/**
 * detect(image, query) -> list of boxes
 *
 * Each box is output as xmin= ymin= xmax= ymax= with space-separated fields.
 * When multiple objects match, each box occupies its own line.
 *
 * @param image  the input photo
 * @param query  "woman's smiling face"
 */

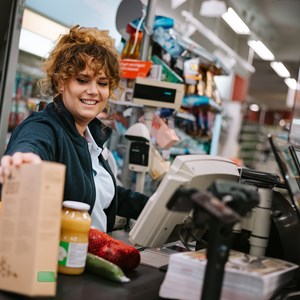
xmin=61 ymin=64 xmax=110 ymax=134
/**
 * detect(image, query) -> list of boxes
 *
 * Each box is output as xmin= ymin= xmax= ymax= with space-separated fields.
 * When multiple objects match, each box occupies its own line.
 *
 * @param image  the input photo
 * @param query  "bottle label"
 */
xmin=58 ymin=241 xmax=88 ymax=267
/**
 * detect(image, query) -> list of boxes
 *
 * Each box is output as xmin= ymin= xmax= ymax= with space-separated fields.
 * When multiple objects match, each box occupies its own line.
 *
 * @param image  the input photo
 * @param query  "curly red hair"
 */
xmin=39 ymin=25 xmax=121 ymax=99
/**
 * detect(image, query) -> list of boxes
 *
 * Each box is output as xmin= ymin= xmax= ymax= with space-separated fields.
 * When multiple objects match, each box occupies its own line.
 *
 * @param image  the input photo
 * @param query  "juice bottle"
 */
xmin=58 ymin=201 xmax=91 ymax=275
xmin=121 ymin=31 xmax=143 ymax=59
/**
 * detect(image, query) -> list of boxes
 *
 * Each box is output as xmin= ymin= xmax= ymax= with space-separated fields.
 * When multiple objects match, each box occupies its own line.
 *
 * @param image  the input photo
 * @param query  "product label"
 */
xmin=58 ymin=241 xmax=88 ymax=267
xmin=37 ymin=271 xmax=56 ymax=282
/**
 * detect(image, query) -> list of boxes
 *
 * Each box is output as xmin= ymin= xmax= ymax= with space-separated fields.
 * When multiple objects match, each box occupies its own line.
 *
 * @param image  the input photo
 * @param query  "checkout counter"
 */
xmin=0 ymin=230 xmax=166 ymax=300
xmin=0 ymin=265 xmax=165 ymax=300
xmin=0 ymin=239 xmax=296 ymax=300
xmin=1 ymin=149 xmax=300 ymax=300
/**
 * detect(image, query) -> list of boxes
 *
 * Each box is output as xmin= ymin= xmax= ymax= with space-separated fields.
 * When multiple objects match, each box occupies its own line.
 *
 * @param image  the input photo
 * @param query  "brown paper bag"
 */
xmin=0 ymin=162 xmax=66 ymax=297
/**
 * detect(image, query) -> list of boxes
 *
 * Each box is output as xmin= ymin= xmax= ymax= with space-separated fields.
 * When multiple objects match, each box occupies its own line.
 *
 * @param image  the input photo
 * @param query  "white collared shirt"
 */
xmin=85 ymin=127 xmax=115 ymax=232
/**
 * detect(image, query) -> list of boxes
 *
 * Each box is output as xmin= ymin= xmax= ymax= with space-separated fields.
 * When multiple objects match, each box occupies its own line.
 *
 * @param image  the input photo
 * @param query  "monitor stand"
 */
xmin=168 ymin=182 xmax=259 ymax=300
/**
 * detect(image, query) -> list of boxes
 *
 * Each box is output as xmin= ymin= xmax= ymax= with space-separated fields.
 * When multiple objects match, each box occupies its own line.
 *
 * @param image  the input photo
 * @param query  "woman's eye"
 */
xmin=77 ymin=78 xmax=87 ymax=84
xmin=98 ymin=82 xmax=109 ymax=87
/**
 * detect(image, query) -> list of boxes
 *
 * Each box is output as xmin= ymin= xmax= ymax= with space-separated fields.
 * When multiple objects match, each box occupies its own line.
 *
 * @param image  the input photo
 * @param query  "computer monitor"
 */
xmin=129 ymin=154 xmax=240 ymax=248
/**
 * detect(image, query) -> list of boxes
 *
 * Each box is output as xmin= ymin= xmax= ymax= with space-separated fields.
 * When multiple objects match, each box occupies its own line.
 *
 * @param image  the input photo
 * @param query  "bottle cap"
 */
xmin=63 ymin=201 xmax=90 ymax=211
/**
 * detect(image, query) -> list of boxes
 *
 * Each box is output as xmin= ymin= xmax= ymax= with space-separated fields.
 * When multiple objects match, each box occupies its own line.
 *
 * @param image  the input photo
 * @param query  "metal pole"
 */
xmin=140 ymin=0 xmax=158 ymax=61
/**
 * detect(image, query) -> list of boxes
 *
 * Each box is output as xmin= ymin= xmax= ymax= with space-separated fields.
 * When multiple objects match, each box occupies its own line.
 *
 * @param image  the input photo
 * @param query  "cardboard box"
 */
xmin=0 ymin=162 xmax=66 ymax=296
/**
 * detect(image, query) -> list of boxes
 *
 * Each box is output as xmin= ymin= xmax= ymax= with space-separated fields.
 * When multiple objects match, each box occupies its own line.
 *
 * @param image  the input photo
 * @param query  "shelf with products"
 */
xmin=174 ymin=33 xmax=229 ymax=76
xmin=173 ymin=105 xmax=223 ymax=156
xmin=125 ymin=38 xmax=223 ymax=151
xmin=109 ymin=23 xmax=229 ymax=190
xmin=8 ymin=51 xmax=48 ymax=133
xmin=251 ymin=126 xmax=288 ymax=172
xmin=151 ymin=27 xmax=225 ymax=156
xmin=181 ymin=95 xmax=222 ymax=113
xmin=237 ymin=105 xmax=288 ymax=169
xmin=238 ymin=120 xmax=261 ymax=167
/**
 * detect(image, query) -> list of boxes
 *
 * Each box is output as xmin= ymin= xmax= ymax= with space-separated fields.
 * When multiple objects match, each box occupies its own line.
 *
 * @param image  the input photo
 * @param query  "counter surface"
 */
xmin=0 ymin=263 xmax=166 ymax=300
xmin=0 ymin=230 xmax=167 ymax=300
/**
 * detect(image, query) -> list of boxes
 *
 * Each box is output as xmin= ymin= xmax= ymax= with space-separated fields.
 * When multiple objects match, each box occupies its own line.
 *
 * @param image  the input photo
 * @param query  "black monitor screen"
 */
xmin=133 ymin=84 xmax=176 ymax=104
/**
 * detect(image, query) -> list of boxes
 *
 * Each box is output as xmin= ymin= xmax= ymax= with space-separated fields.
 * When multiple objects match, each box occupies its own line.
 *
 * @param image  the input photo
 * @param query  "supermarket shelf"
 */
xmin=181 ymin=95 xmax=222 ymax=113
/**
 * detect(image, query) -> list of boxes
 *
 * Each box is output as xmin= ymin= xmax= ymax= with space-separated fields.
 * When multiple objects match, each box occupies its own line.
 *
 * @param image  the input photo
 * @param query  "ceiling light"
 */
xmin=19 ymin=29 xmax=54 ymax=58
xmin=181 ymin=10 xmax=255 ymax=73
xmin=222 ymin=7 xmax=250 ymax=35
xmin=19 ymin=9 xmax=69 ymax=58
xmin=284 ymin=78 xmax=297 ymax=90
xmin=200 ymin=0 xmax=227 ymax=17
xmin=270 ymin=61 xmax=291 ymax=78
xmin=22 ymin=9 xmax=68 ymax=42
xmin=249 ymin=104 xmax=260 ymax=112
xmin=171 ymin=0 xmax=187 ymax=9
xmin=286 ymin=85 xmax=296 ymax=108
xmin=247 ymin=40 xmax=275 ymax=61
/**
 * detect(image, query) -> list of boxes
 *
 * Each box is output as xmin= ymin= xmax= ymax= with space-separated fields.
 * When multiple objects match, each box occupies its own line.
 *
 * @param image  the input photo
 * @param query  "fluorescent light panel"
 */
xmin=171 ymin=0 xmax=187 ymax=9
xmin=22 ymin=9 xmax=68 ymax=42
xmin=284 ymin=78 xmax=297 ymax=90
xmin=270 ymin=61 xmax=290 ymax=78
xmin=199 ymin=0 xmax=227 ymax=17
xmin=19 ymin=9 xmax=69 ymax=58
xmin=19 ymin=28 xmax=54 ymax=58
xmin=247 ymin=40 xmax=274 ymax=61
xmin=222 ymin=7 xmax=250 ymax=35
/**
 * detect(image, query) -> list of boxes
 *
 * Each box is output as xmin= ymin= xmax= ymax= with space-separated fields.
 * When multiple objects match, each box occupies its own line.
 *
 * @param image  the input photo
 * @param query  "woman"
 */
xmin=0 ymin=25 xmax=148 ymax=232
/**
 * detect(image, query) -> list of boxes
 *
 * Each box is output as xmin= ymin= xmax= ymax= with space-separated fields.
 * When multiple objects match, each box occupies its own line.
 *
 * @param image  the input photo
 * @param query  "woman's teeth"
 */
xmin=81 ymin=99 xmax=97 ymax=105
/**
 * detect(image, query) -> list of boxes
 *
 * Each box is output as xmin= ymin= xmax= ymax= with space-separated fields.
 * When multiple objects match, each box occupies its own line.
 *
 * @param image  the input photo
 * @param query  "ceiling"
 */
xmin=145 ymin=0 xmax=300 ymax=111
xmin=228 ymin=0 xmax=300 ymax=111
xmin=25 ymin=0 xmax=300 ymax=112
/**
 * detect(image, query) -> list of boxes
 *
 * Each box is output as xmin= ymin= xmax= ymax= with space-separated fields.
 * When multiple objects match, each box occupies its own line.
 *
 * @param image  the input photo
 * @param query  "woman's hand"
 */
xmin=0 ymin=152 xmax=42 ymax=183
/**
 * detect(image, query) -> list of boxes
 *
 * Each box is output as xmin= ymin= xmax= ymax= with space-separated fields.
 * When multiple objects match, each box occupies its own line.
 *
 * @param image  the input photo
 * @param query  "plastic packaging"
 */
xmin=130 ymin=15 xmax=174 ymax=31
xmin=58 ymin=201 xmax=91 ymax=275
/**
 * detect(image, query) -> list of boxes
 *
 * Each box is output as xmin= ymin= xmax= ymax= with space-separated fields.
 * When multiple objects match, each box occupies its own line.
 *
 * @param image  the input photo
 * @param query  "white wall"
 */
xmin=26 ymin=0 xmax=122 ymax=43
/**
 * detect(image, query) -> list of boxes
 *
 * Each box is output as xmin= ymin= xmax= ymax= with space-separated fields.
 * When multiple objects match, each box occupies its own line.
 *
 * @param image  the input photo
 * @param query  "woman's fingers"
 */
xmin=0 ymin=152 xmax=41 ymax=183
xmin=0 ymin=156 xmax=12 ymax=176
xmin=11 ymin=152 xmax=42 ymax=165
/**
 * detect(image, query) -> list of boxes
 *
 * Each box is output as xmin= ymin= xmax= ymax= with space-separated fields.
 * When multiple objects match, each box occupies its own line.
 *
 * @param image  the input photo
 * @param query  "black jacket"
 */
xmin=4 ymin=100 xmax=148 ymax=232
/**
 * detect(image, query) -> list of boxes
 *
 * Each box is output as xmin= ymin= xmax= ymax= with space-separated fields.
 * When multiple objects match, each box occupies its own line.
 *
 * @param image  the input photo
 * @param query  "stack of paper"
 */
xmin=159 ymin=249 xmax=298 ymax=300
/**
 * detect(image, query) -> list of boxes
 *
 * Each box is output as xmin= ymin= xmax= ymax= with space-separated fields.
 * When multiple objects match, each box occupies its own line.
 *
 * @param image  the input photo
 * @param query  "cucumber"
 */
xmin=85 ymin=253 xmax=130 ymax=283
